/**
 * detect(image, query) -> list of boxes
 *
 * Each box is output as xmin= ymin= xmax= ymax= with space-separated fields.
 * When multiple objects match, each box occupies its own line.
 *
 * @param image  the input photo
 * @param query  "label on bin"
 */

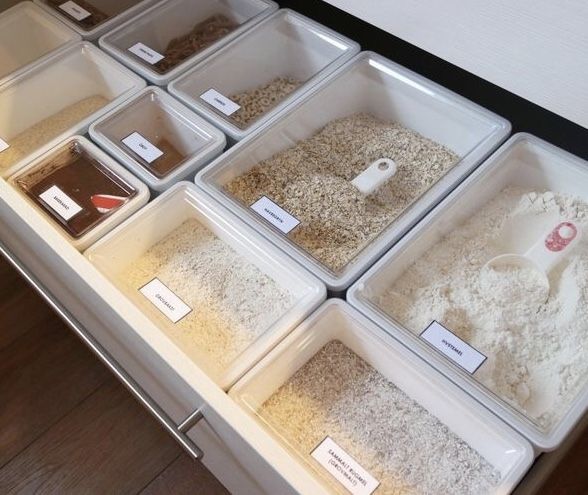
xmin=250 ymin=196 xmax=300 ymax=234
xmin=311 ymin=436 xmax=379 ymax=495
xmin=59 ymin=1 xmax=91 ymax=21
xmin=200 ymin=88 xmax=241 ymax=116
xmin=420 ymin=320 xmax=486 ymax=373
xmin=39 ymin=185 xmax=83 ymax=221
xmin=139 ymin=278 xmax=192 ymax=324
xmin=122 ymin=132 xmax=164 ymax=164
xmin=0 ymin=137 xmax=9 ymax=153
xmin=128 ymin=42 xmax=165 ymax=65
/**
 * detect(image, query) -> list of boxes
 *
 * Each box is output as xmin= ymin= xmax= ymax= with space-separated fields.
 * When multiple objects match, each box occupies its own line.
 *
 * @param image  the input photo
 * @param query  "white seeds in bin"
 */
xmin=373 ymin=186 xmax=588 ymax=430
xmin=225 ymin=113 xmax=459 ymax=273
xmin=258 ymin=340 xmax=500 ymax=494
xmin=119 ymin=218 xmax=295 ymax=369
xmin=0 ymin=95 xmax=108 ymax=173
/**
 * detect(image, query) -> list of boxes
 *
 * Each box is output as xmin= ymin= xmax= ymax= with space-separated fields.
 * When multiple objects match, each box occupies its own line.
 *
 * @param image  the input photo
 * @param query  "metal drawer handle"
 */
xmin=0 ymin=242 xmax=204 ymax=461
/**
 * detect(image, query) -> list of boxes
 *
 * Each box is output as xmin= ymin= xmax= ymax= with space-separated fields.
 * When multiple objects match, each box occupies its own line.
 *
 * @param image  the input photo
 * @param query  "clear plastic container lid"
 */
xmin=8 ymin=135 xmax=149 ymax=250
xmin=89 ymin=86 xmax=226 ymax=192
xmin=85 ymin=182 xmax=325 ymax=389
xmin=0 ymin=2 xmax=80 ymax=85
xmin=348 ymin=133 xmax=588 ymax=450
xmin=168 ymin=9 xmax=359 ymax=141
xmin=196 ymin=52 xmax=510 ymax=291
xmin=99 ymin=0 xmax=277 ymax=85
xmin=13 ymin=138 xmax=137 ymax=238
xmin=230 ymin=300 xmax=533 ymax=495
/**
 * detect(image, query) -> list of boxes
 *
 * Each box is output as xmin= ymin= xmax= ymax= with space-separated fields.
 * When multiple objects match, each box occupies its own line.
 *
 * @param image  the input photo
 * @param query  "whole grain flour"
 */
xmin=375 ymin=186 xmax=588 ymax=428
xmin=259 ymin=340 xmax=500 ymax=495
xmin=119 ymin=218 xmax=295 ymax=372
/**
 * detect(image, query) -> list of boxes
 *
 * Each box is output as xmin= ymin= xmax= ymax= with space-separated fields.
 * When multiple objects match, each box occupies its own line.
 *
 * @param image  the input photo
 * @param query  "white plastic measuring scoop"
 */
xmin=482 ymin=221 xmax=581 ymax=304
xmin=351 ymin=158 xmax=397 ymax=195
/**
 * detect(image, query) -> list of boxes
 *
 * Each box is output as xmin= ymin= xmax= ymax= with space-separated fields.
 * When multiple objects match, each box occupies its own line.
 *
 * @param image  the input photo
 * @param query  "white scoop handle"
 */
xmin=524 ymin=221 xmax=581 ymax=274
xmin=351 ymin=158 xmax=397 ymax=195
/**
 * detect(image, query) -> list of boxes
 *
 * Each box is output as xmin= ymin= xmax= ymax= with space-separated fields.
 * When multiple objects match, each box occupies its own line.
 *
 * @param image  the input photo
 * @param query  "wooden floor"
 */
xmin=0 ymin=257 xmax=228 ymax=495
xmin=1 ymin=254 xmax=588 ymax=494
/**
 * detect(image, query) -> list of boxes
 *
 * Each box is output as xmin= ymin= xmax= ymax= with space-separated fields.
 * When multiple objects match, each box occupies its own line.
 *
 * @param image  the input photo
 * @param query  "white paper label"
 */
xmin=139 ymin=278 xmax=192 ymax=324
xmin=122 ymin=132 xmax=163 ymax=164
xmin=0 ymin=137 xmax=9 ymax=153
xmin=311 ymin=437 xmax=379 ymax=495
xmin=250 ymin=196 xmax=300 ymax=234
xmin=59 ymin=1 xmax=91 ymax=21
xmin=128 ymin=42 xmax=165 ymax=64
xmin=421 ymin=320 xmax=487 ymax=373
xmin=200 ymin=88 xmax=241 ymax=116
xmin=39 ymin=185 xmax=83 ymax=221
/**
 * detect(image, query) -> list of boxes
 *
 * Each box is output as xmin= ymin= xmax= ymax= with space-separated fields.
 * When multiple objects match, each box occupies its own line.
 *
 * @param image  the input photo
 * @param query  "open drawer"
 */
xmin=0 ymin=177 xmax=335 ymax=494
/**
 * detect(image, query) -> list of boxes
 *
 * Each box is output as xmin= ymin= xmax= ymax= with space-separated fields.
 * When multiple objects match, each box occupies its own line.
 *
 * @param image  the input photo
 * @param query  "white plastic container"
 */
xmin=196 ymin=52 xmax=511 ymax=292
xmin=0 ymin=42 xmax=145 ymax=179
xmin=168 ymin=9 xmax=359 ymax=142
xmin=230 ymin=299 xmax=533 ymax=494
xmin=34 ymin=0 xmax=160 ymax=40
xmin=348 ymin=133 xmax=588 ymax=451
xmin=8 ymin=136 xmax=149 ymax=251
xmin=85 ymin=181 xmax=326 ymax=389
xmin=89 ymin=87 xmax=226 ymax=193
xmin=0 ymin=2 xmax=80 ymax=86
xmin=99 ymin=0 xmax=278 ymax=86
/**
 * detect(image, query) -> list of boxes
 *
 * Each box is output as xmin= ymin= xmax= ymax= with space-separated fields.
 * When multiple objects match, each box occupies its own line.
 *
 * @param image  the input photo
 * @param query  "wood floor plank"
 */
xmin=0 ymin=311 xmax=110 ymax=467
xmin=140 ymin=454 xmax=229 ymax=495
xmin=0 ymin=379 xmax=181 ymax=495
xmin=0 ymin=282 xmax=56 ymax=351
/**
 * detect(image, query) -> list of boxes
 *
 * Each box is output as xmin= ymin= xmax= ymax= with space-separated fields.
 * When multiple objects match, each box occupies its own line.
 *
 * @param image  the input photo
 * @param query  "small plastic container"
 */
xmin=0 ymin=2 xmax=80 ymax=86
xmin=8 ymin=136 xmax=149 ymax=251
xmin=348 ymin=133 xmax=588 ymax=451
xmin=196 ymin=51 xmax=511 ymax=292
xmin=89 ymin=87 xmax=226 ymax=193
xmin=168 ymin=9 xmax=359 ymax=142
xmin=0 ymin=42 xmax=145 ymax=179
xmin=99 ymin=0 xmax=278 ymax=86
xmin=85 ymin=182 xmax=326 ymax=389
xmin=34 ymin=0 xmax=160 ymax=40
xmin=230 ymin=299 xmax=533 ymax=494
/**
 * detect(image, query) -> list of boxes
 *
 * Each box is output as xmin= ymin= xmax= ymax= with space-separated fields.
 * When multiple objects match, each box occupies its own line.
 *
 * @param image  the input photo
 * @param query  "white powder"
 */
xmin=375 ymin=187 xmax=588 ymax=428
xmin=258 ymin=340 xmax=500 ymax=495
xmin=120 ymin=218 xmax=295 ymax=371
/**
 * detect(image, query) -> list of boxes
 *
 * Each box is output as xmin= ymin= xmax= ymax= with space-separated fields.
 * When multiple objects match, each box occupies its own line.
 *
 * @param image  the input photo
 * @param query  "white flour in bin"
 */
xmin=258 ymin=340 xmax=500 ymax=495
xmin=120 ymin=218 xmax=295 ymax=371
xmin=375 ymin=187 xmax=588 ymax=429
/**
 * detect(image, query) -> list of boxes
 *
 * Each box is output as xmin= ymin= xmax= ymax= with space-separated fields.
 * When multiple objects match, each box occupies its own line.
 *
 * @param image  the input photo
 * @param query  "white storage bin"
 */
xmin=0 ymin=42 xmax=145 ymax=179
xmin=230 ymin=299 xmax=533 ymax=495
xmin=168 ymin=9 xmax=359 ymax=142
xmin=85 ymin=182 xmax=326 ymax=390
xmin=0 ymin=2 xmax=80 ymax=86
xmin=7 ymin=135 xmax=149 ymax=251
xmin=99 ymin=0 xmax=278 ymax=86
xmin=348 ymin=133 xmax=588 ymax=451
xmin=34 ymin=0 xmax=160 ymax=40
xmin=89 ymin=86 xmax=226 ymax=193
xmin=196 ymin=51 xmax=510 ymax=292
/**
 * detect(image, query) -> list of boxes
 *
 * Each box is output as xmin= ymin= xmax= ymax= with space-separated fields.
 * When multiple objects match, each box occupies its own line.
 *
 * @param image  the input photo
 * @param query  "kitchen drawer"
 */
xmin=0 ymin=177 xmax=331 ymax=494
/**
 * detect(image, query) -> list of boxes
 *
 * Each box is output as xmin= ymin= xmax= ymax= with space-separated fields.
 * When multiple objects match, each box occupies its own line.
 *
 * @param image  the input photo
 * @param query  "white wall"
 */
xmin=325 ymin=0 xmax=588 ymax=129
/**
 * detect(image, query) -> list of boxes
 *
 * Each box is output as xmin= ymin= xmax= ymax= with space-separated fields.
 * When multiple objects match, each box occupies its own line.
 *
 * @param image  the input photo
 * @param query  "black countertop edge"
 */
xmin=278 ymin=0 xmax=588 ymax=161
